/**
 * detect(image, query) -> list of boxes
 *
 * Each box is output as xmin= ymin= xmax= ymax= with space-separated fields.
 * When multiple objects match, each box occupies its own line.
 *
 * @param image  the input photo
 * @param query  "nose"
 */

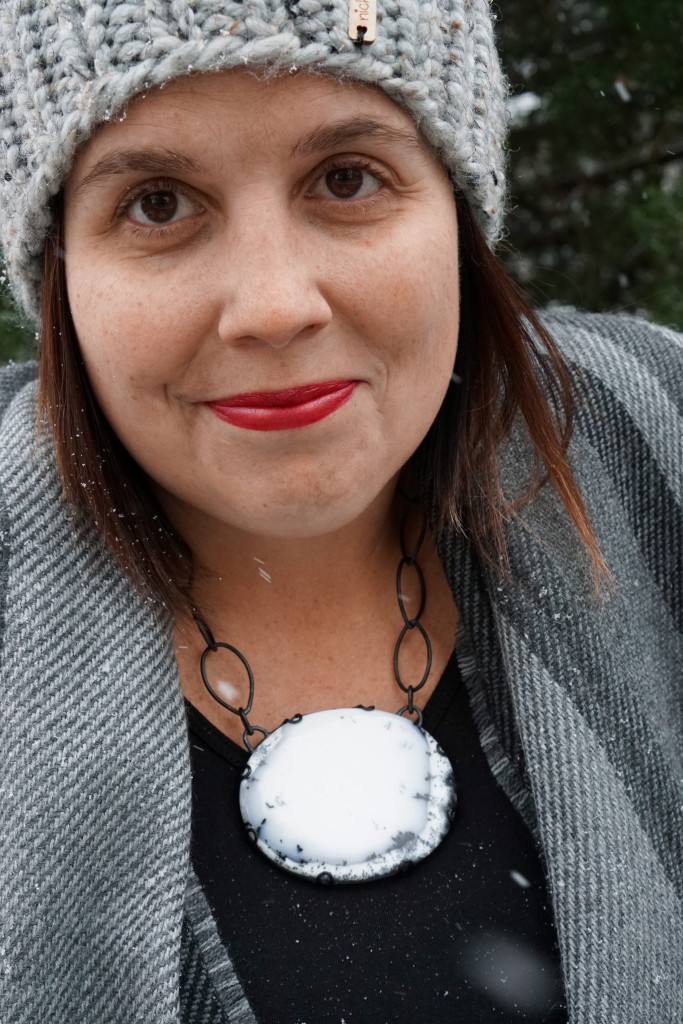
xmin=216 ymin=211 xmax=333 ymax=350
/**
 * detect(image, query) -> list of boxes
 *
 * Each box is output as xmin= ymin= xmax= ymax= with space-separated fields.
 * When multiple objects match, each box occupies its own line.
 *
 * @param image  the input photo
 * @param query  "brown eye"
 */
xmin=138 ymin=191 xmax=178 ymax=223
xmin=315 ymin=165 xmax=383 ymax=201
xmin=127 ymin=188 xmax=198 ymax=227
xmin=325 ymin=168 xmax=366 ymax=199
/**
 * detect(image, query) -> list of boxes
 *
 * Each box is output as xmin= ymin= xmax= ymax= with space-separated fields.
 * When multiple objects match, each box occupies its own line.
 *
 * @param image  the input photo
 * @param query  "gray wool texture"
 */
xmin=0 ymin=0 xmax=507 ymax=321
xmin=0 ymin=310 xmax=682 ymax=1023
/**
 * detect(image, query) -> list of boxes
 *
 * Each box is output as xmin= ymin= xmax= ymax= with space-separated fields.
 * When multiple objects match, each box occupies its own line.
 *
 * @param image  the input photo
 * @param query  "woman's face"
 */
xmin=64 ymin=71 xmax=460 ymax=542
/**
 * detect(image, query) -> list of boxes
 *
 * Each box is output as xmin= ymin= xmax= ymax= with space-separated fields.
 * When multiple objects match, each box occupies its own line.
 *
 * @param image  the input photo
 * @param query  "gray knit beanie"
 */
xmin=0 ymin=0 xmax=507 ymax=321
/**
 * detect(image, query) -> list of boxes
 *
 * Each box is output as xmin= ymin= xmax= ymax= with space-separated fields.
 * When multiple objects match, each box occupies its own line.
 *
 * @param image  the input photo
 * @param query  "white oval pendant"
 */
xmin=239 ymin=707 xmax=456 ymax=884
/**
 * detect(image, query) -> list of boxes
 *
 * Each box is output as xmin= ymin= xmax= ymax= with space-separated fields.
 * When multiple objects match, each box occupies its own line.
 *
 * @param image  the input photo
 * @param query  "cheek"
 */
xmin=68 ymin=273 xmax=132 ymax=394
xmin=371 ymin=231 xmax=460 ymax=390
xmin=66 ymin=257 xmax=205 ymax=395
xmin=376 ymin=245 xmax=459 ymax=455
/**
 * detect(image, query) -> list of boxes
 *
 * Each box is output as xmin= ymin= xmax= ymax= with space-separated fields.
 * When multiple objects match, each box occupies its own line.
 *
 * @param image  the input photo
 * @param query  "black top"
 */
xmin=187 ymin=653 xmax=567 ymax=1023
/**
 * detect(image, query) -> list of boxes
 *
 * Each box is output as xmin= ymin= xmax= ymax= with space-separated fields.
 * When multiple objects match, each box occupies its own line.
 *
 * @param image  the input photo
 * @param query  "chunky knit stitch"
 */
xmin=0 ymin=310 xmax=681 ymax=1023
xmin=0 ymin=0 xmax=507 ymax=320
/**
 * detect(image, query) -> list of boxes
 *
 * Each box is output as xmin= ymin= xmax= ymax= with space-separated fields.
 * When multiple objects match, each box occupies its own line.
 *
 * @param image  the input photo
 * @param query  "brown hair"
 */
xmin=422 ymin=201 xmax=606 ymax=577
xmin=38 ymin=195 xmax=606 ymax=616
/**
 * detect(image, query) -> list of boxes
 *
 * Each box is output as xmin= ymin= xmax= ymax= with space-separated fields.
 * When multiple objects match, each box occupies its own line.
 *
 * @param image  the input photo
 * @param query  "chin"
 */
xmin=250 ymin=500 xmax=370 ymax=539
xmin=233 ymin=478 xmax=390 ymax=539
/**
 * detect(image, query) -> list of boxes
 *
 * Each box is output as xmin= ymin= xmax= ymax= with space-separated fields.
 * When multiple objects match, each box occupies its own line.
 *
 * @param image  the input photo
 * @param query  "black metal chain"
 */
xmin=393 ymin=504 xmax=432 ymax=728
xmin=193 ymin=612 xmax=270 ymax=754
xmin=193 ymin=500 xmax=431 ymax=751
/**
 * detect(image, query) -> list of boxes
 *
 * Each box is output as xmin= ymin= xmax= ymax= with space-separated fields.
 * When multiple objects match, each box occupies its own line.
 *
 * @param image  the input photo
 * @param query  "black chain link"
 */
xmin=394 ymin=504 xmax=432 ymax=728
xmin=193 ymin=611 xmax=270 ymax=754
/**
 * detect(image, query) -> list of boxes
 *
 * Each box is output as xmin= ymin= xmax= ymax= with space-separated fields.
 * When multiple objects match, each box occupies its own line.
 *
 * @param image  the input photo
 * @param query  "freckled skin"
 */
xmin=63 ymin=71 xmax=460 ymax=547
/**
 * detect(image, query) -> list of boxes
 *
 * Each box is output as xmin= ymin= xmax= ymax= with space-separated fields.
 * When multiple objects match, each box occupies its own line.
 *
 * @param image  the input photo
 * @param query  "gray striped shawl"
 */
xmin=0 ymin=310 xmax=681 ymax=1022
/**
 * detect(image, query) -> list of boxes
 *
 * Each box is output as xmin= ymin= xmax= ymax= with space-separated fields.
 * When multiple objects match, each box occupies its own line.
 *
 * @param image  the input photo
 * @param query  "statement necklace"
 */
xmin=195 ymin=510 xmax=457 ymax=885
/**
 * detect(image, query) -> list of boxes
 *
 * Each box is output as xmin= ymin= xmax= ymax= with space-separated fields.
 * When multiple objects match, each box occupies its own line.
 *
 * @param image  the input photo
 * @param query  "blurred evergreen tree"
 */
xmin=0 ymin=269 xmax=36 ymax=364
xmin=497 ymin=0 xmax=683 ymax=328
xmin=0 ymin=0 xmax=681 ymax=364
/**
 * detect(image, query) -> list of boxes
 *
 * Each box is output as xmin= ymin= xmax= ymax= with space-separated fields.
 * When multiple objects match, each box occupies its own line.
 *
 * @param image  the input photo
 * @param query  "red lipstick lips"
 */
xmin=209 ymin=380 xmax=357 ymax=431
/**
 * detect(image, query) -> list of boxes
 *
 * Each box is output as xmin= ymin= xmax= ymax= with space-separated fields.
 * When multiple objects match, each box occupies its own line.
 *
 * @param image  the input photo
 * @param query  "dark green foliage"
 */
xmin=0 ymin=284 xmax=36 ymax=363
xmin=498 ymin=0 xmax=683 ymax=329
xmin=0 ymin=0 xmax=681 ymax=364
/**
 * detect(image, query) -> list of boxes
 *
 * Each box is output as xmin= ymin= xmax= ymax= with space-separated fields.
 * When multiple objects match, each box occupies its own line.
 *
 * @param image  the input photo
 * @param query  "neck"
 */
xmin=170 ymin=479 xmax=458 ymax=740
xmin=173 ymin=477 xmax=403 ymax=630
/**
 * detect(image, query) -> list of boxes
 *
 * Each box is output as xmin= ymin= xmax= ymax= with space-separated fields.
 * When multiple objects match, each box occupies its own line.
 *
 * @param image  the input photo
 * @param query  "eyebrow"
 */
xmin=291 ymin=117 xmax=430 ymax=158
xmin=71 ymin=117 xmax=428 ymax=198
xmin=72 ymin=150 xmax=203 ymax=198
